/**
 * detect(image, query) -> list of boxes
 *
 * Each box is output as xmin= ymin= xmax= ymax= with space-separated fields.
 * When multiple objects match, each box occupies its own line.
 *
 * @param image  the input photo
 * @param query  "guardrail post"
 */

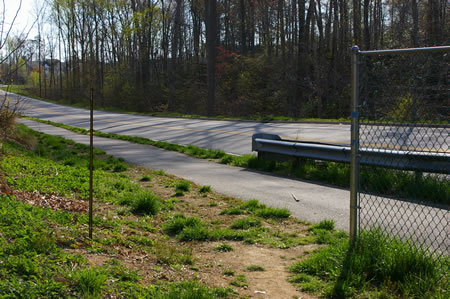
xmin=350 ymin=46 xmax=360 ymax=242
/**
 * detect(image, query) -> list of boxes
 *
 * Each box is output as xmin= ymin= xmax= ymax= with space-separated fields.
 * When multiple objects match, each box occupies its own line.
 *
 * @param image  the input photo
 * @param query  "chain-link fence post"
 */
xmin=350 ymin=45 xmax=361 ymax=242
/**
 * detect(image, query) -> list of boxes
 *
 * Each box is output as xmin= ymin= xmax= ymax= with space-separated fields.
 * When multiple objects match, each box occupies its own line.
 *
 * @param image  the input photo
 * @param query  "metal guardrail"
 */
xmin=252 ymin=133 xmax=450 ymax=174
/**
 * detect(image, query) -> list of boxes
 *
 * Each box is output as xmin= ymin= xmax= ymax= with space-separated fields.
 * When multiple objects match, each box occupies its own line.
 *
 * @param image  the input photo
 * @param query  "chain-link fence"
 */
xmin=350 ymin=46 xmax=449 ymax=258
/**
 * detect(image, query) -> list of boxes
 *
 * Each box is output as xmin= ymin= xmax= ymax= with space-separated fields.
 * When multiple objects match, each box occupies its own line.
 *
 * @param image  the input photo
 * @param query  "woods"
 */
xmin=2 ymin=0 xmax=449 ymax=118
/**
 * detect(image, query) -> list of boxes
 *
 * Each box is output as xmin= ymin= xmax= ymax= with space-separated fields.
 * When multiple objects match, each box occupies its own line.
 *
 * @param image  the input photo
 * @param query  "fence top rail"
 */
xmin=357 ymin=45 xmax=450 ymax=56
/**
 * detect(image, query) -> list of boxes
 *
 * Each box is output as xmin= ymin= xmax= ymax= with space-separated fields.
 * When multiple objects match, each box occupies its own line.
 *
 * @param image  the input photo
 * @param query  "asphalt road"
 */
xmin=5 ymin=90 xmax=448 ymax=155
xmin=4 ymin=90 xmax=351 ymax=155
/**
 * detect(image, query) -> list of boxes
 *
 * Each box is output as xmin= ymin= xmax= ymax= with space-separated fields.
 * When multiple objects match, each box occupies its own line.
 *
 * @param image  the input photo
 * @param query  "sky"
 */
xmin=2 ymin=0 xmax=42 ymax=40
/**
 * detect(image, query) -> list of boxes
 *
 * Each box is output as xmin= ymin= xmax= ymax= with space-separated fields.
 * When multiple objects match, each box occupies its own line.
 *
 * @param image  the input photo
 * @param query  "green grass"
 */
xmin=72 ymin=267 xmax=107 ymax=298
xmin=161 ymin=212 xmax=305 ymax=248
xmin=153 ymin=242 xmax=194 ymax=266
xmin=0 ymin=126 xmax=237 ymax=298
xmin=230 ymin=274 xmax=248 ymax=287
xmin=23 ymin=116 xmax=449 ymax=205
xmin=162 ymin=214 xmax=208 ymax=241
xmin=245 ymin=265 xmax=265 ymax=272
xmin=255 ymin=207 xmax=291 ymax=219
xmin=222 ymin=200 xmax=291 ymax=220
xmin=230 ymin=217 xmax=261 ymax=230
xmin=290 ymin=229 xmax=449 ymax=298
xmin=140 ymin=175 xmax=152 ymax=182
xmin=129 ymin=191 xmax=160 ymax=215
xmin=215 ymin=244 xmax=234 ymax=252
xmin=223 ymin=269 xmax=235 ymax=276
xmin=200 ymin=185 xmax=211 ymax=193
xmin=220 ymin=207 xmax=243 ymax=215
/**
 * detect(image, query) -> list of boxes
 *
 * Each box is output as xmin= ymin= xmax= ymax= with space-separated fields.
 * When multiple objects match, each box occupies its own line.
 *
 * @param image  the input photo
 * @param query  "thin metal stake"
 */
xmin=350 ymin=46 xmax=360 ymax=243
xmin=89 ymin=88 xmax=94 ymax=239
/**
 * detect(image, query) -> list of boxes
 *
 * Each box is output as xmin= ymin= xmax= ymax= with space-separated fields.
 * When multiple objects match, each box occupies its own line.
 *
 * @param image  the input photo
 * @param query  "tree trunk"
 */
xmin=206 ymin=0 xmax=216 ymax=116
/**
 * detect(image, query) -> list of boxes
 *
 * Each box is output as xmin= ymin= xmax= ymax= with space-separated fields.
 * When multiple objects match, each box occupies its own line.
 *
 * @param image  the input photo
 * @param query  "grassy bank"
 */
xmin=0 ymin=124 xmax=447 ymax=298
xmin=290 ymin=227 xmax=449 ymax=298
xmin=25 ymin=116 xmax=449 ymax=205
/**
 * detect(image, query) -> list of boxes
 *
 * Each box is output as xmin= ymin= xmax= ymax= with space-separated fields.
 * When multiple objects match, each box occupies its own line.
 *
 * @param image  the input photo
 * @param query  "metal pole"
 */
xmin=89 ymin=88 xmax=94 ymax=239
xmin=350 ymin=46 xmax=360 ymax=242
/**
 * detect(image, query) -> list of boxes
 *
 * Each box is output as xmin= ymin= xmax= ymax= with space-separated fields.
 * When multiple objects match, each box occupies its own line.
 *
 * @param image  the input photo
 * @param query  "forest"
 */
xmin=2 ymin=0 xmax=449 ymax=118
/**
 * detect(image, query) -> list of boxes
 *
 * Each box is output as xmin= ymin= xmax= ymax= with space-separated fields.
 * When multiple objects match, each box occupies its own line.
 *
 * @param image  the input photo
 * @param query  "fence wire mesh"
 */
xmin=356 ymin=48 xmax=449 ymax=258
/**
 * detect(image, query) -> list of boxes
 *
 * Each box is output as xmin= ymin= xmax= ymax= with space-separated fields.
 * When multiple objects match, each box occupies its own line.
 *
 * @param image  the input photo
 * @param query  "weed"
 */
xmin=200 ymin=185 xmax=211 ymax=193
xmin=245 ymin=265 xmax=265 ymax=272
xmin=230 ymin=217 xmax=261 ymax=229
xmin=209 ymin=201 xmax=218 ymax=207
xmin=215 ymin=244 xmax=234 ymax=252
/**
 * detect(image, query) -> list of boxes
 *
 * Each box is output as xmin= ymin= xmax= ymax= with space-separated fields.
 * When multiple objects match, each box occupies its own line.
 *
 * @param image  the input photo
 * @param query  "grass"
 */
xmin=72 ymin=267 xmax=107 ymax=297
xmin=230 ymin=274 xmax=248 ymax=287
xmin=175 ymin=180 xmax=191 ymax=192
xmin=140 ymin=175 xmax=152 ymax=182
xmin=23 ymin=116 xmax=449 ymax=205
xmin=290 ymin=228 xmax=449 ymax=298
xmin=223 ymin=269 xmax=235 ymax=276
xmin=0 ymin=127 xmax=236 ymax=297
xmin=200 ymin=185 xmax=211 ymax=193
xmin=255 ymin=207 xmax=291 ymax=219
xmin=153 ymin=242 xmax=194 ymax=266
xmin=221 ymin=200 xmax=291 ymax=220
xmin=245 ymin=265 xmax=265 ymax=272
xmin=129 ymin=191 xmax=160 ymax=215
xmin=230 ymin=217 xmax=261 ymax=229
xmin=215 ymin=244 xmax=234 ymax=252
